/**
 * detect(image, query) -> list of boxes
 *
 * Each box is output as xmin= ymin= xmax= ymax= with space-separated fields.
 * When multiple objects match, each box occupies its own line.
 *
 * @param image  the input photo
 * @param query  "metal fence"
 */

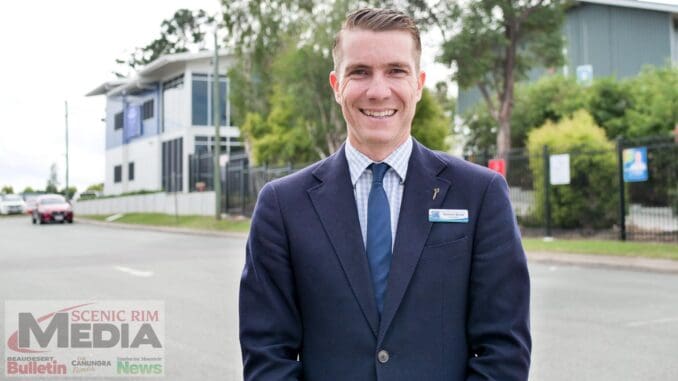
xmin=188 ymin=154 xmax=301 ymax=216
xmin=468 ymin=136 xmax=677 ymax=242
xmin=190 ymin=136 xmax=677 ymax=242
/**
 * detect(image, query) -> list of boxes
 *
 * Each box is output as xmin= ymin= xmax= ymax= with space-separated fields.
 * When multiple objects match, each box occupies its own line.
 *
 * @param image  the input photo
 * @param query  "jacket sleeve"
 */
xmin=466 ymin=173 xmax=532 ymax=381
xmin=239 ymin=182 xmax=302 ymax=380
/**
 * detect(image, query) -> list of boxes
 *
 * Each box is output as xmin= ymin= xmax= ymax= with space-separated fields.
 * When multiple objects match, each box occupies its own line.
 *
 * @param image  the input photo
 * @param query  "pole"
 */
xmin=543 ymin=145 xmax=552 ymax=238
xmin=616 ymin=137 xmax=626 ymax=241
xmin=65 ymin=101 xmax=69 ymax=199
xmin=213 ymin=29 xmax=222 ymax=220
xmin=173 ymin=172 xmax=179 ymax=224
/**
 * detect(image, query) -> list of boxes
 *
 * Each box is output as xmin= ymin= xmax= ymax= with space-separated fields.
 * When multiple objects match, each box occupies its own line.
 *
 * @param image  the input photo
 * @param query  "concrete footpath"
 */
xmin=77 ymin=218 xmax=678 ymax=274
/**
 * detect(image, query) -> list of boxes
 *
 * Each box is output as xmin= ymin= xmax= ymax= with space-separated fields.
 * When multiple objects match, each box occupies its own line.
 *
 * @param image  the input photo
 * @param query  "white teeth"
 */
xmin=362 ymin=109 xmax=396 ymax=118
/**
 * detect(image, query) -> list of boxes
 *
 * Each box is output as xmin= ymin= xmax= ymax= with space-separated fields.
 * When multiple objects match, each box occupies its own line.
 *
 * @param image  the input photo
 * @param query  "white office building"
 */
xmin=88 ymin=51 xmax=242 ymax=195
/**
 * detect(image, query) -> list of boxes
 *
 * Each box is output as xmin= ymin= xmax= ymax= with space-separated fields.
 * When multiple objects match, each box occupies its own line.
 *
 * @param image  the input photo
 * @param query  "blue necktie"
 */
xmin=366 ymin=163 xmax=392 ymax=315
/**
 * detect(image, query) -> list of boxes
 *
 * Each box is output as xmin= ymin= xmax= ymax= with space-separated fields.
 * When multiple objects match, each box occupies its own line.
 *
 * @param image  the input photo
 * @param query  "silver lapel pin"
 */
xmin=432 ymin=187 xmax=440 ymax=200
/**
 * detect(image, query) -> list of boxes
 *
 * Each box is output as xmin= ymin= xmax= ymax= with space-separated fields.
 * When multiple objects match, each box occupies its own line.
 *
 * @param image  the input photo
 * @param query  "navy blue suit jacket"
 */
xmin=239 ymin=140 xmax=531 ymax=380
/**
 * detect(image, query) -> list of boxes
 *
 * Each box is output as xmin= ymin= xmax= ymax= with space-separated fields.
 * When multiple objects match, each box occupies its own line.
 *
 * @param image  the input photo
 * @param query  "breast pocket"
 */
xmin=424 ymin=234 xmax=468 ymax=249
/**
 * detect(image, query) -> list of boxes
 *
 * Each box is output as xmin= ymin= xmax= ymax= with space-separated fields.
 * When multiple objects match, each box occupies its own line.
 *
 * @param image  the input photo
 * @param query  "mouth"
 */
xmin=360 ymin=109 xmax=397 ymax=119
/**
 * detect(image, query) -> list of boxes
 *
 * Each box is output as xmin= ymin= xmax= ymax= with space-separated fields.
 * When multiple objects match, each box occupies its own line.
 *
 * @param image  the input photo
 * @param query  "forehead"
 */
xmin=337 ymin=29 xmax=417 ymax=70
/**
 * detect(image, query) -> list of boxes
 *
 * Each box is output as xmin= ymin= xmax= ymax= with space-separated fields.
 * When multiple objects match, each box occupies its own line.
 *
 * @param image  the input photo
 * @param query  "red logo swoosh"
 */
xmin=7 ymin=303 xmax=94 ymax=353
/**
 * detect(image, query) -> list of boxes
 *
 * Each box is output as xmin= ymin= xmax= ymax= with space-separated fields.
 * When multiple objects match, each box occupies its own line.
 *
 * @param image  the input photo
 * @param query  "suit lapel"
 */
xmin=378 ymin=141 xmax=451 ymax=344
xmin=307 ymin=146 xmax=380 ymax=337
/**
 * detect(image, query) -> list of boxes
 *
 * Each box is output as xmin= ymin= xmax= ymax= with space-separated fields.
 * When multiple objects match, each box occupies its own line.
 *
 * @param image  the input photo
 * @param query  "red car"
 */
xmin=32 ymin=194 xmax=74 ymax=224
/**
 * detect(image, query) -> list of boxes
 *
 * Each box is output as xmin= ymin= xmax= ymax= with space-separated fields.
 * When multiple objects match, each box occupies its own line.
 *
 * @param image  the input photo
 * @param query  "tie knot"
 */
xmin=370 ymin=163 xmax=389 ymax=184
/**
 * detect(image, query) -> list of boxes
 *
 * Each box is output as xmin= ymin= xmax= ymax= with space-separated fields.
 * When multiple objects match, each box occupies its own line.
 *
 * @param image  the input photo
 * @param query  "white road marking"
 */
xmin=625 ymin=317 xmax=678 ymax=327
xmin=105 ymin=213 xmax=124 ymax=222
xmin=114 ymin=266 xmax=154 ymax=277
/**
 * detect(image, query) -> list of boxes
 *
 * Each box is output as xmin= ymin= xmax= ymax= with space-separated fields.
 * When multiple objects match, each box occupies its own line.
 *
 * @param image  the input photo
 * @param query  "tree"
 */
xmin=432 ymin=81 xmax=457 ymax=122
xmin=412 ymin=88 xmax=451 ymax=151
xmin=625 ymin=65 xmax=678 ymax=138
xmin=61 ymin=186 xmax=77 ymax=200
xmin=222 ymin=0 xmax=320 ymax=125
xmin=115 ymin=9 xmax=215 ymax=77
xmin=439 ymin=0 xmax=566 ymax=160
xmin=587 ymin=77 xmax=634 ymax=139
xmin=1 ymin=185 xmax=13 ymax=194
xmin=22 ymin=186 xmax=35 ymax=194
xmin=86 ymin=183 xmax=104 ymax=192
xmin=461 ymin=74 xmax=585 ymax=155
xmin=46 ymin=163 xmax=59 ymax=194
xmin=510 ymin=74 xmax=586 ymax=147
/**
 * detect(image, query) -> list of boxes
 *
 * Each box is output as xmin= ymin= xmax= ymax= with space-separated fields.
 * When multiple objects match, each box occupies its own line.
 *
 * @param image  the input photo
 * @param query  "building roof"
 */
xmin=85 ymin=80 xmax=129 ymax=97
xmin=87 ymin=50 xmax=231 ymax=97
xmin=579 ymin=0 xmax=678 ymax=13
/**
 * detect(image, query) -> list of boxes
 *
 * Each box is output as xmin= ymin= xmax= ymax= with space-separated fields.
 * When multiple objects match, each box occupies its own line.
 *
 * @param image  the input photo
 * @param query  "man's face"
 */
xmin=330 ymin=29 xmax=425 ymax=157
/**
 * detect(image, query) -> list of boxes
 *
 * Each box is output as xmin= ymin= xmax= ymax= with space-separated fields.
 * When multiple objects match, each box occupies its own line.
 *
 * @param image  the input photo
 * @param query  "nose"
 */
xmin=365 ymin=73 xmax=391 ymax=100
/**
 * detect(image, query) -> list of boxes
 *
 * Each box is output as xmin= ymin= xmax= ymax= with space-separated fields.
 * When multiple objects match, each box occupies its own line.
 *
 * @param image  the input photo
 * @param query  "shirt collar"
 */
xmin=345 ymin=136 xmax=412 ymax=186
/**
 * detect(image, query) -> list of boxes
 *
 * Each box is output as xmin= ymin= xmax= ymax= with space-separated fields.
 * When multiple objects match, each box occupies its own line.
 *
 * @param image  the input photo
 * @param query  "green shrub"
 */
xmin=527 ymin=110 xmax=618 ymax=229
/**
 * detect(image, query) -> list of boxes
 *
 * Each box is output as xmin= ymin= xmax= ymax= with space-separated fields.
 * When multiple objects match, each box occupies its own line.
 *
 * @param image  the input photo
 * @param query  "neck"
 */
xmin=348 ymin=136 xmax=410 ymax=162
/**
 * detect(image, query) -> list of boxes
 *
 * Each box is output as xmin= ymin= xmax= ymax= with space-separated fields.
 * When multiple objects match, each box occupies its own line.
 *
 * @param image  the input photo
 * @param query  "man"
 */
xmin=240 ymin=8 xmax=531 ymax=381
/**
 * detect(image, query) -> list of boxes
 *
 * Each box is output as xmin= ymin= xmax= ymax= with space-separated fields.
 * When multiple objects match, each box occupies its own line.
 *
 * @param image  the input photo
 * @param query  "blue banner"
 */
xmin=623 ymin=146 xmax=648 ymax=182
xmin=124 ymin=104 xmax=142 ymax=142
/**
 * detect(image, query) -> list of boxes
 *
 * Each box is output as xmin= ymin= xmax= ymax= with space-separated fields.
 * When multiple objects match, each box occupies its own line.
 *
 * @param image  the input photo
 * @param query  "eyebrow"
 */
xmin=343 ymin=62 xmax=412 ymax=74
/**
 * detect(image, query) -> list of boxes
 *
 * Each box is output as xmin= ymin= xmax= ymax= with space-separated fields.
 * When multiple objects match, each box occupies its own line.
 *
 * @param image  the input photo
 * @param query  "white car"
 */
xmin=0 ymin=194 xmax=26 ymax=215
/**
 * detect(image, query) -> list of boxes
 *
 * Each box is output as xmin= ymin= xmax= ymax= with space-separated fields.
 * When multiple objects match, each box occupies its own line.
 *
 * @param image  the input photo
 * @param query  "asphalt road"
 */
xmin=0 ymin=216 xmax=677 ymax=380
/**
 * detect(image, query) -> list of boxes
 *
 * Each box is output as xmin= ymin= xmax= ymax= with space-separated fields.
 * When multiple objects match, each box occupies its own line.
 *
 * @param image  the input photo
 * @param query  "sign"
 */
xmin=219 ymin=153 xmax=230 ymax=167
xmin=488 ymin=159 xmax=506 ymax=177
xmin=623 ymin=147 xmax=648 ymax=182
xmin=550 ymin=154 xmax=570 ymax=185
xmin=576 ymin=64 xmax=593 ymax=86
xmin=123 ymin=105 xmax=142 ymax=142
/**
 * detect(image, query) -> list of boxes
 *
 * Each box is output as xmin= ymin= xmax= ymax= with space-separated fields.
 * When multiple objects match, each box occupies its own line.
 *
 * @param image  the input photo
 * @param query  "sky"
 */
xmin=0 ymin=0 xmax=451 ymax=193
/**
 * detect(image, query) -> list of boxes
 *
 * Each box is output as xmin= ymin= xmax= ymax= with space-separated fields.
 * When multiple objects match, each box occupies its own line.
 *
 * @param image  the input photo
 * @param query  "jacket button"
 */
xmin=377 ymin=349 xmax=390 ymax=363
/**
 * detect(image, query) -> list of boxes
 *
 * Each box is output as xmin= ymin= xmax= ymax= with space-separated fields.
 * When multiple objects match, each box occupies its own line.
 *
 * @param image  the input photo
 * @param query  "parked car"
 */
xmin=24 ymin=198 xmax=38 ymax=215
xmin=32 ymin=194 xmax=74 ymax=224
xmin=0 ymin=194 xmax=26 ymax=215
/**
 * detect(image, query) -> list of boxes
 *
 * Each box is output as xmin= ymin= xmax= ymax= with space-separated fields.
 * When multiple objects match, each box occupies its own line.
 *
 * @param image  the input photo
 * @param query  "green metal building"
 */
xmin=457 ymin=0 xmax=678 ymax=114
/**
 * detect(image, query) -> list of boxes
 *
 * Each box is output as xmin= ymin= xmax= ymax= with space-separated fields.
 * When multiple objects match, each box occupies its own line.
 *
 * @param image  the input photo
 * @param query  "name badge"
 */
xmin=429 ymin=209 xmax=468 ymax=223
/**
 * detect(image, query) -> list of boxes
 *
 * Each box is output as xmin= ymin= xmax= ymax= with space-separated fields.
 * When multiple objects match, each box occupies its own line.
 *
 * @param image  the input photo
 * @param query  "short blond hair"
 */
xmin=332 ymin=8 xmax=422 ymax=71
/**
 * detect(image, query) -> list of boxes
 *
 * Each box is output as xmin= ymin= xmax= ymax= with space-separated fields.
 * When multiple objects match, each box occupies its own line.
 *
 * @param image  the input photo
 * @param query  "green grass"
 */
xmin=81 ymin=213 xmax=251 ymax=233
xmin=523 ymin=238 xmax=678 ymax=260
xmin=81 ymin=214 xmax=678 ymax=260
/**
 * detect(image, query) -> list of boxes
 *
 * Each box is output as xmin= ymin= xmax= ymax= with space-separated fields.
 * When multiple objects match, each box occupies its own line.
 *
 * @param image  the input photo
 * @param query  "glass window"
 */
xmin=128 ymin=162 xmax=135 ymax=181
xmin=192 ymin=74 xmax=228 ymax=126
xmin=142 ymin=100 xmax=154 ymax=120
xmin=162 ymin=138 xmax=183 ymax=192
xmin=114 ymin=112 xmax=123 ymax=130
xmin=114 ymin=165 xmax=122 ymax=183
xmin=192 ymin=79 xmax=208 ymax=125
xmin=219 ymin=81 xmax=227 ymax=125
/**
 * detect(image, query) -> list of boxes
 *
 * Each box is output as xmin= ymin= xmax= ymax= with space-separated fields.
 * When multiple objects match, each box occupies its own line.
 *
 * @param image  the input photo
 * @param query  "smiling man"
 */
xmin=239 ymin=8 xmax=531 ymax=381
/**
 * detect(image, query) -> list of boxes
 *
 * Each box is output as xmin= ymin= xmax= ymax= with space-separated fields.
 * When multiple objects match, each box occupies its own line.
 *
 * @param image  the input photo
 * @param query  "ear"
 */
xmin=329 ymin=71 xmax=341 ymax=104
xmin=416 ymin=70 xmax=426 ymax=102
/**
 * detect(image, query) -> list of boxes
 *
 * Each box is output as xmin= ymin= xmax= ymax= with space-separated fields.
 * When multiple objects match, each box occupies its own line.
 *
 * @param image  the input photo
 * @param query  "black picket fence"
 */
xmin=468 ymin=136 xmax=677 ymax=242
xmin=190 ymin=136 xmax=677 ymax=242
